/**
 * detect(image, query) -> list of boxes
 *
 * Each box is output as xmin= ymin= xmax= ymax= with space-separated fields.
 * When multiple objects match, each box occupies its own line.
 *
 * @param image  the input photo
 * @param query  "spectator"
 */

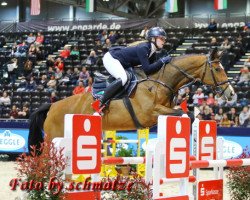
xmin=37 ymin=75 xmax=48 ymax=91
xmin=85 ymin=77 xmax=93 ymax=93
xmin=214 ymin=94 xmax=225 ymax=107
xmin=98 ymin=30 xmax=107 ymax=45
xmin=220 ymin=37 xmax=231 ymax=70
xmin=233 ymin=116 xmax=240 ymax=127
xmin=14 ymin=41 xmax=28 ymax=57
xmin=25 ymin=76 xmax=37 ymax=91
xmin=192 ymin=88 xmax=204 ymax=106
xmin=239 ymin=106 xmax=250 ymax=127
xmin=215 ymin=108 xmax=224 ymax=124
xmin=73 ymin=81 xmax=85 ymax=95
xmin=71 ymin=67 xmax=80 ymax=85
xmin=9 ymin=105 xmax=19 ymax=119
xmin=26 ymin=33 xmax=36 ymax=45
xmin=225 ymin=93 xmax=237 ymax=107
xmin=103 ymin=38 xmax=112 ymax=49
xmin=17 ymin=105 xmax=30 ymax=119
xmin=228 ymin=107 xmax=238 ymax=126
xmin=50 ymin=91 xmax=59 ymax=103
xmin=55 ymin=67 xmax=63 ymax=82
xmin=78 ymin=66 xmax=90 ymax=86
xmin=202 ymin=106 xmax=212 ymax=120
xmin=244 ymin=56 xmax=250 ymax=68
xmin=85 ymin=50 xmax=97 ymax=65
xmin=0 ymin=91 xmax=11 ymax=106
xmin=207 ymin=19 xmax=217 ymax=32
xmin=28 ymin=44 xmax=38 ymax=56
xmin=60 ymin=45 xmax=70 ymax=59
xmin=23 ymin=59 xmax=33 ymax=77
xmin=108 ymin=31 xmax=117 ymax=44
xmin=17 ymin=76 xmax=28 ymax=92
xmin=237 ymin=66 xmax=250 ymax=86
xmin=70 ymin=46 xmax=80 ymax=59
xmin=181 ymin=87 xmax=193 ymax=104
xmin=0 ymin=35 xmax=6 ymax=48
xmin=212 ymin=99 xmax=220 ymax=114
xmin=46 ymin=55 xmax=55 ymax=68
xmin=220 ymin=113 xmax=231 ymax=127
xmin=206 ymin=93 xmax=215 ymax=106
xmin=54 ymin=57 xmax=64 ymax=72
xmin=46 ymin=75 xmax=57 ymax=92
xmin=35 ymin=32 xmax=44 ymax=46
xmin=220 ymin=37 xmax=231 ymax=50
xmin=140 ymin=26 xmax=149 ymax=38
xmin=7 ymin=58 xmax=18 ymax=85
xmin=47 ymin=66 xmax=55 ymax=79
xmin=210 ymin=37 xmax=218 ymax=48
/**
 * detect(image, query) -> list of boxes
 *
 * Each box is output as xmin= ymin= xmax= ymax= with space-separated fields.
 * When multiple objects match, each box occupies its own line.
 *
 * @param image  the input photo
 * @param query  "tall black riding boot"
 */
xmin=100 ymin=78 xmax=123 ymax=106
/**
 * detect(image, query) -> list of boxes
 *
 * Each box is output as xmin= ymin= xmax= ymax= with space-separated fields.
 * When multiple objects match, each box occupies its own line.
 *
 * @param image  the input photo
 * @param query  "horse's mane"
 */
xmin=172 ymin=54 xmax=205 ymax=61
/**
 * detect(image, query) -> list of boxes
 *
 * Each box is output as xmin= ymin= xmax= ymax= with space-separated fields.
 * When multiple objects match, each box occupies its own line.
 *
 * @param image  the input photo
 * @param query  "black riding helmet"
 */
xmin=146 ymin=27 xmax=167 ymax=49
xmin=146 ymin=27 xmax=167 ymax=40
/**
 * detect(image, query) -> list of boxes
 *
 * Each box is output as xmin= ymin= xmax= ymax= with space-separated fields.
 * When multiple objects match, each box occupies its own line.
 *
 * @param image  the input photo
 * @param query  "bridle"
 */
xmin=140 ymin=55 xmax=230 ymax=98
xmin=200 ymin=55 xmax=230 ymax=97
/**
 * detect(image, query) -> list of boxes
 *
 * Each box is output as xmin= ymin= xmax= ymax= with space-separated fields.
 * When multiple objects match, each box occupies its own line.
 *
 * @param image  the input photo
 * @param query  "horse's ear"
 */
xmin=218 ymin=50 xmax=225 ymax=60
xmin=210 ymin=47 xmax=218 ymax=60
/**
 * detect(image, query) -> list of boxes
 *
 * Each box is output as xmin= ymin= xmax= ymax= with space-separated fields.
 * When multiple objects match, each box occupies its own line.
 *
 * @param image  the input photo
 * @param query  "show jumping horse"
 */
xmin=29 ymin=49 xmax=235 ymax=148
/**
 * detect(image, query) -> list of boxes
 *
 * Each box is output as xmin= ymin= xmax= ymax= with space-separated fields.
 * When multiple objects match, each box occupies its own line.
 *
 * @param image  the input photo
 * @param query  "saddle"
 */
xmin=92 ymin=67 xmax=146 ymax=100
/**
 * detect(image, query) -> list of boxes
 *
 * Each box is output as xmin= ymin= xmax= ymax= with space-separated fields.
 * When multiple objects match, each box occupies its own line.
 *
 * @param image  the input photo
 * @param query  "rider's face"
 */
xmin=155 ymin=36 xmax=166 ymax=49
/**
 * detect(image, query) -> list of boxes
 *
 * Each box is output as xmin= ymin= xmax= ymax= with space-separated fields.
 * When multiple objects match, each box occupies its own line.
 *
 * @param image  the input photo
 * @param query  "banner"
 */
xmin=0 ymin=16 xmax=247 ymax=32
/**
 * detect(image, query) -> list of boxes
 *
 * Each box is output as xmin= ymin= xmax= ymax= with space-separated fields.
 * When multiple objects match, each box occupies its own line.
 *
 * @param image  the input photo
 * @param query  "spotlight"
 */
xmin=1 ymin=1 xmax=7 ymax=6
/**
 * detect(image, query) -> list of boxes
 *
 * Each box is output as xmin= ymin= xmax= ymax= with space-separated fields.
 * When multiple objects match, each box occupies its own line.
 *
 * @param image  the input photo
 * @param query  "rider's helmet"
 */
xmin=146 ymin=27 xmax=167 ymax=40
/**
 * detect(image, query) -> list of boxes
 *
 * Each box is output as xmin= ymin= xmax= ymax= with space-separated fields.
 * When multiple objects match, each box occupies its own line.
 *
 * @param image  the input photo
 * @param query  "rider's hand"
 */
xmin=160 ymin=56 xmax=172 ymax=64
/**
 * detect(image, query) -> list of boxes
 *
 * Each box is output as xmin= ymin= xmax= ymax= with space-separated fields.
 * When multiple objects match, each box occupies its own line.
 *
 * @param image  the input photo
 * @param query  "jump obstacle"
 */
xmin=53 ymin=114 xmax=250 ymax=200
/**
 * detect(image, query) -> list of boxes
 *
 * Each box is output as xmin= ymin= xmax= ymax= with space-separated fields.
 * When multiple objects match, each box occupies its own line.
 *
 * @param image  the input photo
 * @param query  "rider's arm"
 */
xmin=136 ymin=45 xmax=164 ymax=75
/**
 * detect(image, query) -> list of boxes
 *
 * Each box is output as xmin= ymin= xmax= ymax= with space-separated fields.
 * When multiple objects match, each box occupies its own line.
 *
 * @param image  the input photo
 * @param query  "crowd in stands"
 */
xmin=0 ymin=25 xmax=249 ymax=127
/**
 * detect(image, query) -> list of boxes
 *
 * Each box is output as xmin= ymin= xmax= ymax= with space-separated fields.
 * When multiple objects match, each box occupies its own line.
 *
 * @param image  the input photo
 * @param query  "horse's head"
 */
xmin=201 ymin=48 xmax=235 ymax=100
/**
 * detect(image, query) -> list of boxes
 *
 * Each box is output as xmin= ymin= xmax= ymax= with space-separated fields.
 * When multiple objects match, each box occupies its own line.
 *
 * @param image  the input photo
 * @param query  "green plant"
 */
xmin=15 ymin=136 xmax=68 ymax=200
xmin=101 ymin=174 xmax=152 ymax=200
xmin=227 ymin=147 xmax=250 ymax=200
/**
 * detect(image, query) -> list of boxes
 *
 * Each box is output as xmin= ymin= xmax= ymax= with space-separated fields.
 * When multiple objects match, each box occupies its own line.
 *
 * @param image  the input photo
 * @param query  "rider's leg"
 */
xmin=92 ymin=52 xmax=127 ymax=112
xmin=103 ymin=52 xmax=128 ymax=86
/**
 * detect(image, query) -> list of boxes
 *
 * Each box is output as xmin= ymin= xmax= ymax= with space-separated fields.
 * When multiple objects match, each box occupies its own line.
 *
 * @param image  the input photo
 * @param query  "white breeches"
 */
xmin=103 ymin=52 xmax=128 ymax=86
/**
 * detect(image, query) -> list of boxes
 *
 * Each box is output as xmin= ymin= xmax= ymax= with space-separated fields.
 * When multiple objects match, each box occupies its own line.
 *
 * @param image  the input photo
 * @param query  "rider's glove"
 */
xmin=160 ymin=56 xmax=172 ymax=64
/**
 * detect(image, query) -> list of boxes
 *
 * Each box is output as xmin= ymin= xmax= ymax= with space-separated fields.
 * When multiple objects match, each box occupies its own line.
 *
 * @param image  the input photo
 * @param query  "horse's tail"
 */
xmin=28 ymin=103 xmax=51 ymax=152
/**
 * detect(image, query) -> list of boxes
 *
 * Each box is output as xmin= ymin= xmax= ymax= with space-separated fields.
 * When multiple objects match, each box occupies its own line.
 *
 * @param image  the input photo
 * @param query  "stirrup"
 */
xmin=91 ymin=99 xmax=106 ymax=114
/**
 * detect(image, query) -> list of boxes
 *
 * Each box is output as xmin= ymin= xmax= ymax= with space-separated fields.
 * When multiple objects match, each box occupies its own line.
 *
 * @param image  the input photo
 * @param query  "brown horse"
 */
xmin=28 ymin=49 xmax=235 ymax=148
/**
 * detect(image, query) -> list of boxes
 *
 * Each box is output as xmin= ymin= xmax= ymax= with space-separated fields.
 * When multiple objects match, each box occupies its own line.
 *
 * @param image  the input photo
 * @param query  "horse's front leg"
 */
xmin=153 ymin=104 xmax=194 ymax=122
xmin=153 ymin=104 xmax=184 ymax=116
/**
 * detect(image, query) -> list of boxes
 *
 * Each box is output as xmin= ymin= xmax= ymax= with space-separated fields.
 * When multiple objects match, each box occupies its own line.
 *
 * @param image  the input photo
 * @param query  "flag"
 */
xmin=165 ymin=0 xmax=178 ymax=13
xmin=86 ymin=0 xmax=95 ymax=12
xmin=180 ymin=100 xmax=188 ymax=113
xmin=30 ymin=0 xmax=40 ymax=15
xmin=214 ymin=0 xmax=227 ymax=10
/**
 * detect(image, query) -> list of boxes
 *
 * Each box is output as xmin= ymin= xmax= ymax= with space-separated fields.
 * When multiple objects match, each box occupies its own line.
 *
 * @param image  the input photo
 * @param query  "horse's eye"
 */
xmin=215 ymin=67 xmax=221 ymax=72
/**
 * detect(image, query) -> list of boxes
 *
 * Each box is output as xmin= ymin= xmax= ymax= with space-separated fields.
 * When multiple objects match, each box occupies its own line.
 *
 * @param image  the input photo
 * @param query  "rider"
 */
xmin=92 ymin=27 xmax=172 ymax=113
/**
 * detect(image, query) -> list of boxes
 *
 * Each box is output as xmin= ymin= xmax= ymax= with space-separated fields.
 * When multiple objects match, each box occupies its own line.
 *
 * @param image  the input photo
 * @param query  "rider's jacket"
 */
xmin=108 ymin=41 xmax=163 ymax=75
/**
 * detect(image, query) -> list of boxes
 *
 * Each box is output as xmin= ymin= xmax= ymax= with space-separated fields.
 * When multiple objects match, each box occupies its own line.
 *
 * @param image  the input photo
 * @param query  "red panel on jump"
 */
xmin=66 ymin=191 xmax=101 ymax=200
xmin=198 ymin=180 xmax=223 ymax=200
xmin=72 ymin=115 xmax=102 ymax=174
xmin=154 ymin=195 xmax=189 ymax=200
xmin=165 ymin=116 xmax=190 ymax=179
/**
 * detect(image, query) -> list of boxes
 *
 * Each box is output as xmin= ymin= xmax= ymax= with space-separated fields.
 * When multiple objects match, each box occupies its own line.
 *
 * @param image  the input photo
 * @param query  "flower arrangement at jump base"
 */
xmin=227 ymin=147 xmax=250 ymax=200
xmin=14 ymin=136 xmax=68 ymax=200
xmin=101 ymin=173 xmax=152 ymax=200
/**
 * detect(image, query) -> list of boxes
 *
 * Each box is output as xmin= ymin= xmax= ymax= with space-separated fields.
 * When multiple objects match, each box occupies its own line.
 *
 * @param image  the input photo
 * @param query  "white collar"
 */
xmin=149 ymin=43 xmax=157 ymax=58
